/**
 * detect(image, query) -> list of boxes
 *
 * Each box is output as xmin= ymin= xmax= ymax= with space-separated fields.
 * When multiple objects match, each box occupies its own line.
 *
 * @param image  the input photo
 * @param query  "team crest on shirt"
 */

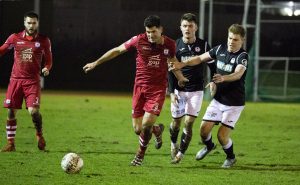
xmin=164 ymin=49 xmax=169 ymax=55
xmin=35 ymin=42 xmax=40 ymax=48
xmin=230 ymin=58 xmax=235 ymax=64
xmin=195 ymin=47 xmax=200 ymax=52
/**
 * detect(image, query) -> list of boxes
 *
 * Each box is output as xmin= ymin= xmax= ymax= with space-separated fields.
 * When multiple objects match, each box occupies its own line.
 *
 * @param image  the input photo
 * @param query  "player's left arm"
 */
xmin=42 ymin=38 xmax=53 ymax=76
xmin=168 ymin=57 xmax=189 ymax=87
xmin=213 ymin=64 xmax=246 ymax=83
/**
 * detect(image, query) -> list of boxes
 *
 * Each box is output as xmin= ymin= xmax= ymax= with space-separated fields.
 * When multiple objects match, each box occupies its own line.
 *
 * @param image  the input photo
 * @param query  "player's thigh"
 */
xmin=202 ymin=99 xmax=222 ymax=122
xmin=143 ymin=86 xmax=166 ymax=116
xmin=185 ymin=91 xmax=204 ymax=117
xmin=221 ymin=105 xmax=245 ymax=129
xmin=23 ymin=80 xmax=41 ymax=109
xmin=132 ymin=85 xmax=145 ymax=118
xmin=171 ymin=90 xmax=185 ymax=118
xmin=4 ymin=79 xmax=24 ymax=109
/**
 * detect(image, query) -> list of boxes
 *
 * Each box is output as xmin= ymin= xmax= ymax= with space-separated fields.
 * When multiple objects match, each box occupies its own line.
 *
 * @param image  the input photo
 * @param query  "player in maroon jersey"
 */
xmin=0 ymin=12 xmax=52 ymax=152
xmin=83 ymin=15 xmax=188 ymax=166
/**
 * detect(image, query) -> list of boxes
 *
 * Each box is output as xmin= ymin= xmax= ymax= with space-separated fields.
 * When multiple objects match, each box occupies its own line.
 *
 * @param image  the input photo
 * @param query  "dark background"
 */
xmin=0 ymin=0 xmax=299 ymax=91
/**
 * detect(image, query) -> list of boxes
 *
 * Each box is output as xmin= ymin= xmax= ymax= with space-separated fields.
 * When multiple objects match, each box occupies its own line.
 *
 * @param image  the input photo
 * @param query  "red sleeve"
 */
xmin=43 ymin=38 xmax=53 ymax=70
xmin=169 ymin=40 xmax=176 ymax=58
xmin=0 ymin=34 xmax=15 ymax=56
xmin=124 ymin=35 xmax=139 ymax=50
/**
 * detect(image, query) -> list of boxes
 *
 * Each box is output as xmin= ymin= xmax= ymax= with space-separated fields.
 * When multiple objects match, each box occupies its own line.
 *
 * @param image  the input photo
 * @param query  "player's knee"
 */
xmin=133 ymin=128 xmax=141 ymax=135
xmin=171 ymin=119 xmax=181 ymax=130
xmin=200 ymin=122 xmax=212 ymax=137
xmin=7 ymin=109 xmax=16 ymax=120
xmin=31 ymin=111 xmax=41 ymax=121
xmin=184 ymin=120 xmax=194 ymax=128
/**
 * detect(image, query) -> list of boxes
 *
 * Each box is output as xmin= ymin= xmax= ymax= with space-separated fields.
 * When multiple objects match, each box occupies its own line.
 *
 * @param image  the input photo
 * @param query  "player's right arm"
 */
xmin=171 ymin=52 xmax=212 ymax=70
xmin=83 ymin=44 xmax=127 ymax=73
xmin=0 ymin=34 xmax=15 ymax=57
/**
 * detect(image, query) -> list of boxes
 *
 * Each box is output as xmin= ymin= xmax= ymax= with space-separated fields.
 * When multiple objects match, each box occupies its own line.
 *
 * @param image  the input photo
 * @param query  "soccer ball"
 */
xmin=61 ymin=153 xmax=84 ymax=174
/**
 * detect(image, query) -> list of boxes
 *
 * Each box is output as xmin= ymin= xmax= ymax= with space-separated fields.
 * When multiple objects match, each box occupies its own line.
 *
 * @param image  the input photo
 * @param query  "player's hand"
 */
xmin=83 ymin=62 xmax=97 ymax=73
xmin=178 ymin=77 xmax=189 ymax=88
xmin=170 ymin=93 xmax=179 ymax=107
xmin=169 ymin=61 xmax=186 ymax=70
xmin=42 ymin=67 xmax=49 ymax=76
xmin=205 ymin=82 xmax=217 ymax=97
xmin=212 ymin=74 xmax=225 ymax=83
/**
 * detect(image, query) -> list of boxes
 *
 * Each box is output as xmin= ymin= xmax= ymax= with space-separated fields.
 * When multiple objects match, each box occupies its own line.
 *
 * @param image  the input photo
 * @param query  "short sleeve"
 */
xmin=208 ymin=44 xmax=221 ymax=60
xmin=0 ymin=34 xmax=15 ymax=55
xmin=124 ymin=35 xmax=138 ymax=50
xmin=237 ymin=52 xmax=248 ymax=68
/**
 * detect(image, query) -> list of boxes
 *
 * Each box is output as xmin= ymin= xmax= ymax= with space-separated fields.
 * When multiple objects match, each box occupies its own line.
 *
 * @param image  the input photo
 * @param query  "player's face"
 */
xmin=145 ymin=26 xmax=163 ymax=43
xmin=227 ymin=32 xmax=244 ymax=52
xmin=180 ymin=20 xmax=197 ymax=39
xmin=24 ymin=17 xmax=39 ymax=36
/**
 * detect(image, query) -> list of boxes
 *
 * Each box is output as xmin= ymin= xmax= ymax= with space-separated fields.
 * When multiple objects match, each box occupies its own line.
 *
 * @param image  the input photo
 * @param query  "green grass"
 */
xmin=0 ymin=91 xmax=299 ymax=185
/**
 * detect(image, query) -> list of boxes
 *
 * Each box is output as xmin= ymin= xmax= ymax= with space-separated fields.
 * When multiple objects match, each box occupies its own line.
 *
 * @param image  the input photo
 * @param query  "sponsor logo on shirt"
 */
xmin=21 ymin=48 xmax=33 ymax=62
xmin=220 ymin=54 xmax=225 ymax=56
xmin=195 ymin=47 xmax=201 ymax=52
xmin=181 ymin=56 xmax=194 ymax=62
xmin=179 ymin=48 xmax=185 ymax=51
xmin=148 ymin=55 xmax=161 ymax=68
xmin=217 ymin=60 xmax=233 ymax=72
xmin=17 ymin=41 xmax=25 ymax=44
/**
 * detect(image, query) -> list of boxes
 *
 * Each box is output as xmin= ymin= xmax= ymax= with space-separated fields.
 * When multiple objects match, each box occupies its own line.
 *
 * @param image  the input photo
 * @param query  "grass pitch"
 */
xmin=0 ymin=91 xmax=299 ymax=185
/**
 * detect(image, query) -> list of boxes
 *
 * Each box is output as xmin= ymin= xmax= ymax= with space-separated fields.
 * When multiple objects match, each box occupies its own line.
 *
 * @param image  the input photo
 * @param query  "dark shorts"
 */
xmin=132 ymin=84 xmax=166 ymax=118
xmin=4 ymin=78 xmax=41 ymax=109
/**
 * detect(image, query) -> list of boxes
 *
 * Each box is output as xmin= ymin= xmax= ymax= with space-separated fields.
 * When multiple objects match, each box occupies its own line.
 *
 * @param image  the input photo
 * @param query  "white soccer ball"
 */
xmin=61 ymin=153 xmax=84 ymax=174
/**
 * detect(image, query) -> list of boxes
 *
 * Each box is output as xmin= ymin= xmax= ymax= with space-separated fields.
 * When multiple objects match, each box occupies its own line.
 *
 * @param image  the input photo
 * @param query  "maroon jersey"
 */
xmin=124 ymin=33 xmax=175 ymax=88
xmin=0 ymin=30 xmax=52 ymax=81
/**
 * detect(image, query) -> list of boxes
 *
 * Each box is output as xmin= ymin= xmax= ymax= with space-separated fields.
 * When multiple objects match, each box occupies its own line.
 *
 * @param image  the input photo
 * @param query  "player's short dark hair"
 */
xmin=144 ymin=15 xmax=161 ymax=28
xmin=228 ymin=24 xmax=246 ymax=38
xmin=181 ymin=13 xmax=197 ymax=24
xmin=24 ymin=11 xmax=39 ymax=20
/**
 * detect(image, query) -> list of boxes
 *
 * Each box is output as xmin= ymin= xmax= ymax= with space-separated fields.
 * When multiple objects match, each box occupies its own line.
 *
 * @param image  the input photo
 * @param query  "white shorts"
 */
xmin=171 ymin=90 xmax=204 ymax=118
xmin=202 ymin=99 xmax=245 ymax=129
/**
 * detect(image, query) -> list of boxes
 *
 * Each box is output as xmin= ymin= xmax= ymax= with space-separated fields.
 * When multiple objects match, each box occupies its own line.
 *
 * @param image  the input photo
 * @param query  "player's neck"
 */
xmin=182 ymin=36 xmax=196 ymax=44
xmin=157 ymin=36 xmax=164 ymax=45
xmin=25 ymin=32 xmax=37 ymax=40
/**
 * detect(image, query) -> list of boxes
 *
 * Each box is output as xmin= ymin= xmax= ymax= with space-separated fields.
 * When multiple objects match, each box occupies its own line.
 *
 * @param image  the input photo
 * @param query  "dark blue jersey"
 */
xmin=209 ymin=44 xmax=248 ymax=106
xmin=168 ymin=37 xmax=213 ymax=93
